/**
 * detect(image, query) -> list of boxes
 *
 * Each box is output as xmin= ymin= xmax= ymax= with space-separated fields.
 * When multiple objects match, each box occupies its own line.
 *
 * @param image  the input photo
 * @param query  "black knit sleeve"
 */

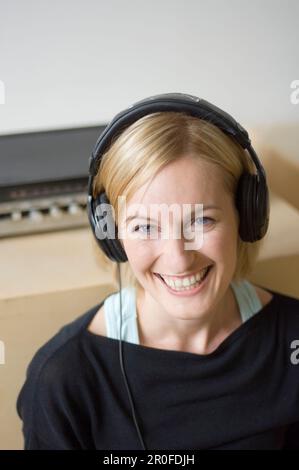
xmin=16 ymin=339 xmax=92 ymax=450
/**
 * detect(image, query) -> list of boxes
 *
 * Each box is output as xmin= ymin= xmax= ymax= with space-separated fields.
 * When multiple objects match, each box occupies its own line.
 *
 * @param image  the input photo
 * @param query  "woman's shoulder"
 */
xmin=17 ymin=304 xmax=102 ymax=408
xmin=34 ymin=304 xmax=101 ymax=368
xmin=252 ymin=283 xmax=299 ymax=328
xmin=17 ymin=303 xmax=105 ymax=450
xmin=86 ymin=288 xmax=133 ymax=337
xmin=87 ymin=304 xmax=106 ymax=337
xmin=251 ymin=284 xmax=274 ymax=308
xmin=255 ymin=283 xmax=299 ymax=307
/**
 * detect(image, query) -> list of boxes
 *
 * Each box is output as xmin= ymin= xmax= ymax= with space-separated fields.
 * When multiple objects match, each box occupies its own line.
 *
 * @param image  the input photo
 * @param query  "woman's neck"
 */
xmin=135 ymin=285 xmax=242 ymax=355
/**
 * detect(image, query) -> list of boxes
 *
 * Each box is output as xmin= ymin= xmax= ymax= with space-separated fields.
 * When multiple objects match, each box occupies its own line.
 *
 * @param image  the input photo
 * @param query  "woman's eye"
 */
xmin=194 ymin=216 xmax=214 ymax=226
xmin=133 ymin=224 xmax=154 ymax=234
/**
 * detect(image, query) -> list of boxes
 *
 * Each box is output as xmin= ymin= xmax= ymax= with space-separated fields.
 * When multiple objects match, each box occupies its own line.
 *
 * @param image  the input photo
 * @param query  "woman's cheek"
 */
xmin=202 ymin=226 xmax=237 ymax=260
xmin=219 ymin=231 xmax=238 ymax=270
xmin=125 ymin=239 xmax=156 ymax=263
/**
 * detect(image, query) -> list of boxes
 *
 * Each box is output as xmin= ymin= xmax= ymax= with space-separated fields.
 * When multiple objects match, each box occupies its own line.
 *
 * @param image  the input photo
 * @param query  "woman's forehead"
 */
xmin=126 ymin=161 xmax=228 ymax=208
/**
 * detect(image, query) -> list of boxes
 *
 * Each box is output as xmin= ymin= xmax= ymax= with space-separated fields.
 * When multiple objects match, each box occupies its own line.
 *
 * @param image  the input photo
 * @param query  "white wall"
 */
xmin=0 ymin=0 xmax=298 ymax=135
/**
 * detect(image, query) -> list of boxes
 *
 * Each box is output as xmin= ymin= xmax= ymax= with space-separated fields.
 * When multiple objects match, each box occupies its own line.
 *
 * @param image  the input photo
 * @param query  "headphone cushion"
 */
xmin=236 ymin=173 xmax=269 ymax=242
xmin=93 ymin=192 xmax=128 ymax=262
xmin=238 ymin=173 xmax=258 ymax=241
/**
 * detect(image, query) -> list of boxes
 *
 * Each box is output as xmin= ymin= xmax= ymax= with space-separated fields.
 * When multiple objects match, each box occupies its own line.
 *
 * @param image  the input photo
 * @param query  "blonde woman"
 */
xmin=17 ymin=94 xmax=299 ymax=450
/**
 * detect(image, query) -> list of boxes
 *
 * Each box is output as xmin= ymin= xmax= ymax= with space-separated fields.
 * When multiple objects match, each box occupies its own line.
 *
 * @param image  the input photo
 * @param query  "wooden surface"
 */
xmin=0 ymin=228 xmax=116 ymax=300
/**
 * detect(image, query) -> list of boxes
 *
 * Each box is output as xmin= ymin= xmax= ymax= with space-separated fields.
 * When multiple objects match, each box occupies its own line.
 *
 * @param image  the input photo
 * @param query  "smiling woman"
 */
xmin=89 ymin=110 xmax=270 ymax=356
xmin=112 ymin=153 xmax=245 ymax=348
xmin=17 ymin=94 xmax=299 ymax=450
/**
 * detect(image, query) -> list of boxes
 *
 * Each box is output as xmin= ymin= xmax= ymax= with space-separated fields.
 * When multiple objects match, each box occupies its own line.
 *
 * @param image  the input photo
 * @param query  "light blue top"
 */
xmin=103 ymin=280 xmax=263 ymax=344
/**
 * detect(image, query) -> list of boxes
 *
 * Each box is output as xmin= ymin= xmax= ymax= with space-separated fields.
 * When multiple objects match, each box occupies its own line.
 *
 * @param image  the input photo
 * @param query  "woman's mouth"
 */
xmin=153 ymin=265 xmax=213 ymax=297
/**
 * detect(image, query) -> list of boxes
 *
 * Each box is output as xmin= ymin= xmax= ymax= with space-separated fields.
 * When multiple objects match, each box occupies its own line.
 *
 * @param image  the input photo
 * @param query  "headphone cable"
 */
xmin=117 ymin=262 xmax=147 ymax=450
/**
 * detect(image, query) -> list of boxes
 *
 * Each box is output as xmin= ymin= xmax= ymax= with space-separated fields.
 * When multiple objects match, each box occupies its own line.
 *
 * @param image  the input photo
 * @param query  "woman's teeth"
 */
xmin=158 ymin=266 xmax=211 ymax=291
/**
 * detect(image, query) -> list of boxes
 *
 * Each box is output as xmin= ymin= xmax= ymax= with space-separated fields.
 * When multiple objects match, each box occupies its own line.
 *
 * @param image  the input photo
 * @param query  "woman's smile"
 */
xmin=153 ymin=264 xmax=213 ymax=297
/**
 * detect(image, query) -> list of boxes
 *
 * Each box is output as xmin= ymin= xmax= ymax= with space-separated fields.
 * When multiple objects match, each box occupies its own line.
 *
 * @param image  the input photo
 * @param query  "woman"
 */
xmin=17 ymin=94 xmax=299 ymax=450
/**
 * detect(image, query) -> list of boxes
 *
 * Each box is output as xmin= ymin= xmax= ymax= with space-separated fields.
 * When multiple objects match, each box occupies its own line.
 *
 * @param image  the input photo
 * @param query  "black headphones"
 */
xmin=86 ymin=92 xmax=270 ymax=450
xmin=87 ymin=92 xmax=269 ymax=263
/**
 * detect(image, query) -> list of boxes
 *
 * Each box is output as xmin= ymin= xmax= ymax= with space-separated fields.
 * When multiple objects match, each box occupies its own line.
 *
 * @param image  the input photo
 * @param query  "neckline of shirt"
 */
xmin=83 ymin=289 xmax=280 ymax=361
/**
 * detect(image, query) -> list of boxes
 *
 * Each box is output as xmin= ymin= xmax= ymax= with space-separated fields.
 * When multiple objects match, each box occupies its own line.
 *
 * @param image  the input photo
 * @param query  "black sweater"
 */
xmin=17 ymin=288 xmax=299 ymax=450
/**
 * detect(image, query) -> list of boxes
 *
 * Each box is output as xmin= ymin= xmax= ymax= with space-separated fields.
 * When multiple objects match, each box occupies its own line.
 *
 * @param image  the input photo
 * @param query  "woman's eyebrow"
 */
xmin=125 ymin=205 xmax=222 ymax=223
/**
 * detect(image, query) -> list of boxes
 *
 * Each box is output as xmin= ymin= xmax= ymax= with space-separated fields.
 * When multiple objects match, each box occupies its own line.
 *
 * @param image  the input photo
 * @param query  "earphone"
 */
xmin=86 ymin=92 xmax=270 ymax=450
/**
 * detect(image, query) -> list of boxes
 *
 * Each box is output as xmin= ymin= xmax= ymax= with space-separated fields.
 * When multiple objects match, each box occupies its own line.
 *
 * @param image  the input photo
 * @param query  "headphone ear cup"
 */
xmin=255 ymin=176 xmax=270 ymax=239
xmin=92 ymin=192 xmax=128 ymax=263
xmin=236 ymin=173 xmax=269 ymax=242
xmin=236 ymin=173 xmax=252 ymax=242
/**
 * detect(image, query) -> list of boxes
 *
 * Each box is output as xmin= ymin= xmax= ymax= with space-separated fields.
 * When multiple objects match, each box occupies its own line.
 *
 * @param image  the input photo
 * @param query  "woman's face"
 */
xmin=118 ymin=154 xmax=240 ymax=320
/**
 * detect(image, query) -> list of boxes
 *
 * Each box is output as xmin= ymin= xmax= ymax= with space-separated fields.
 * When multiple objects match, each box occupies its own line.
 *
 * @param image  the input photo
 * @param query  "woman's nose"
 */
xmin=161 ymin=236 xmax=198 ymax=273
xmin=163 ymin=225 xmax=204 ymax=252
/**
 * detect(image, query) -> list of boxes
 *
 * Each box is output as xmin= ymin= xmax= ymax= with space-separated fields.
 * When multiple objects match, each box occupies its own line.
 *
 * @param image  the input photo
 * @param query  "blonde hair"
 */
xmin=92 ymin=111 xmax=265 ymax=290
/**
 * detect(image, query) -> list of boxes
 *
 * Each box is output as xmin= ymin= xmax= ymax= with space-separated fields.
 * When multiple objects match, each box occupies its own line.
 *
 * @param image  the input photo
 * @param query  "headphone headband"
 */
xmin=89 ymin=93 xmax=264 ymax=179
